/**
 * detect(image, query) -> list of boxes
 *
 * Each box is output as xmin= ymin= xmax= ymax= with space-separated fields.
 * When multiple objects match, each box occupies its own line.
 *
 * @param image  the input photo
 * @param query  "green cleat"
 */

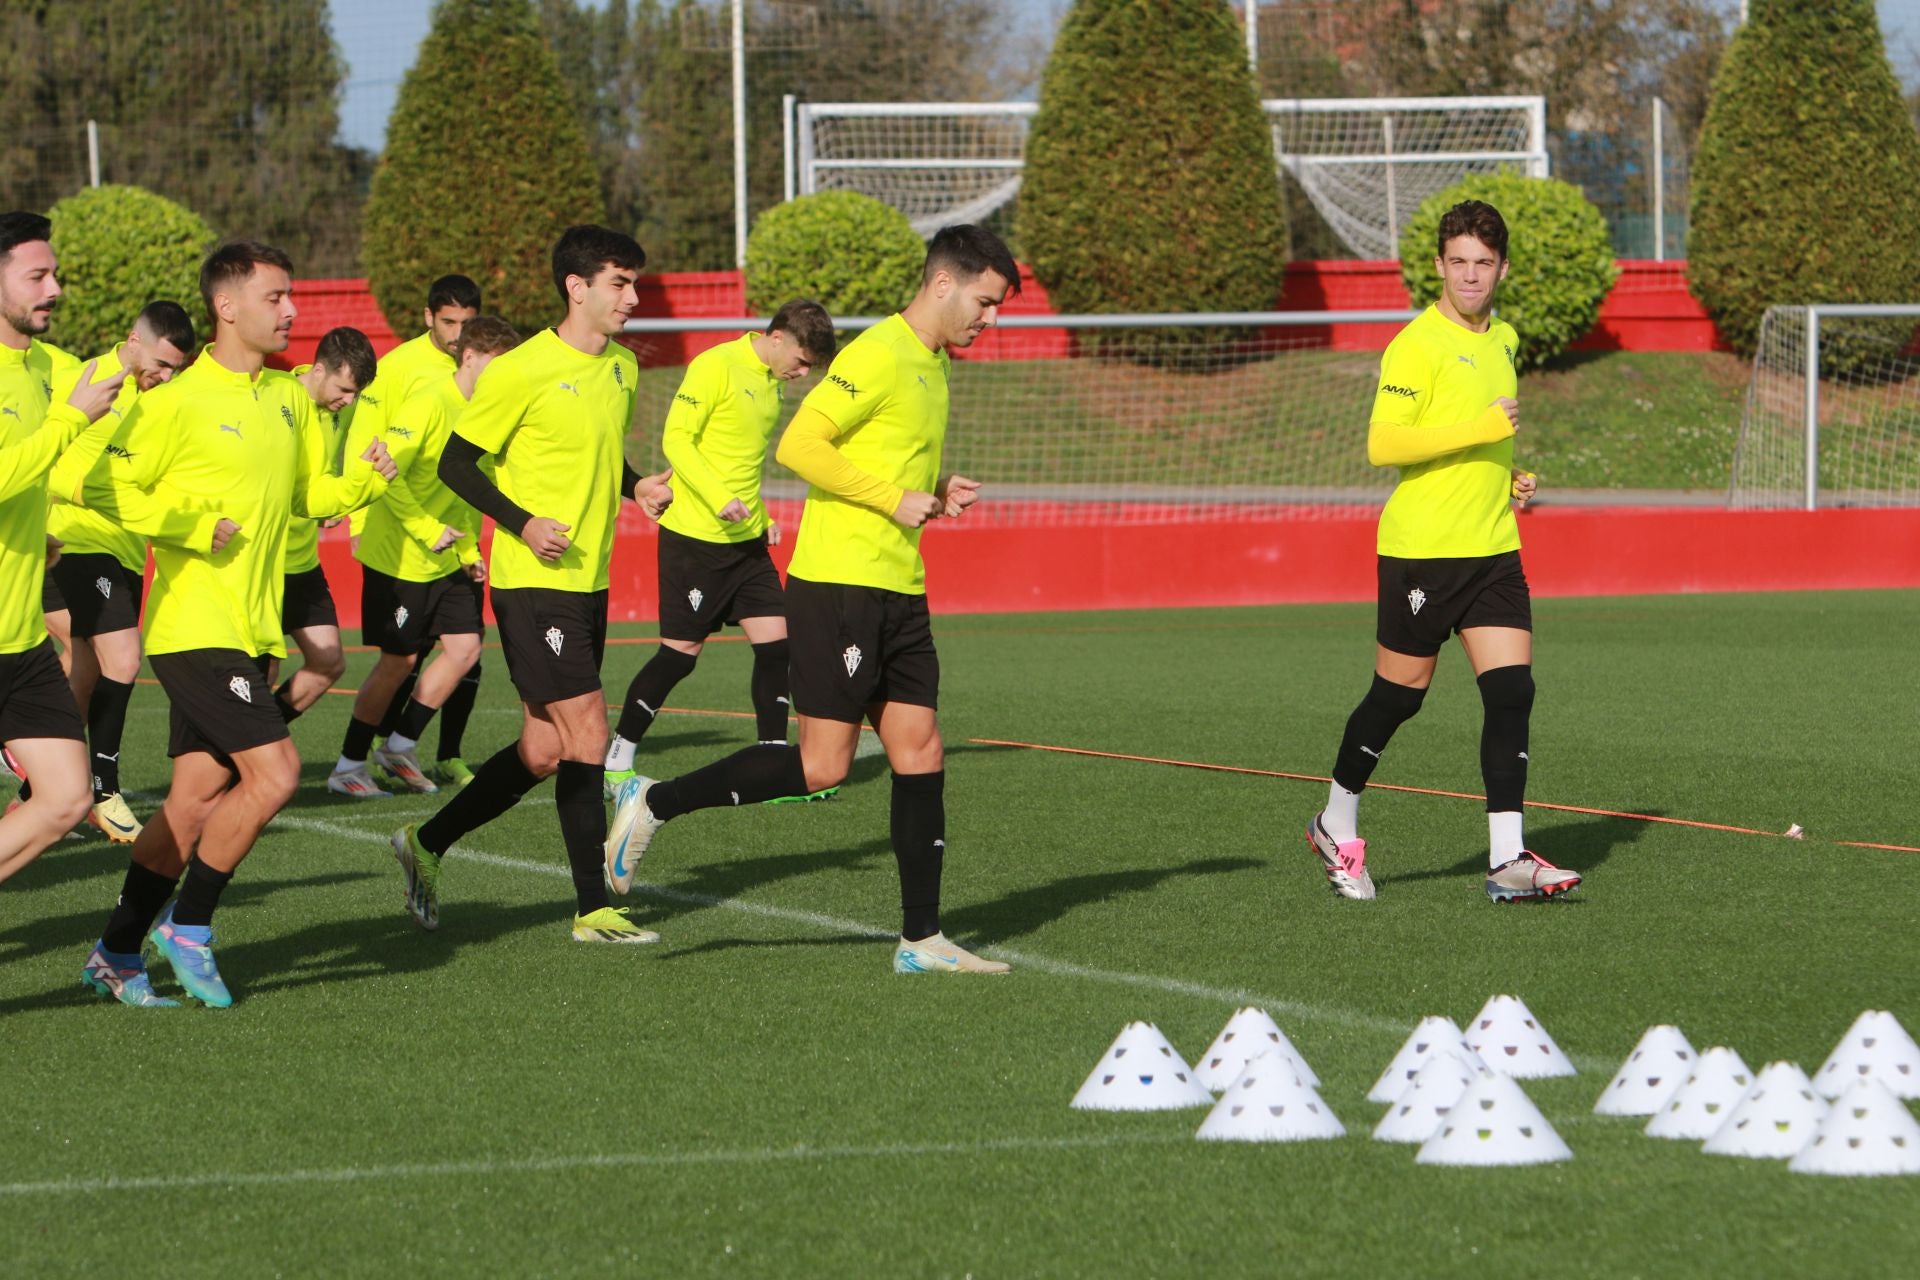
xmin=391 ymin=823 xmax=442 ymax=930
xmin=571 ymin=906 xmax=659 ymax=944
xmin=432 ymin=757 xmax=475 ymax=788
xmin=603 ymin=766 xmax=637 ymax=802
xmin=147 ymin=909 xmax=234 ymax=1008
xmin=764 ymin=785 xmax=841 ymax=806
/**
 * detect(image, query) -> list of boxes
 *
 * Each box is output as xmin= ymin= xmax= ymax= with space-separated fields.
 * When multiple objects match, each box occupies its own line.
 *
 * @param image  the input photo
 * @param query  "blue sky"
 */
xmin=330 ymin=0 xmax=1920 ymax=152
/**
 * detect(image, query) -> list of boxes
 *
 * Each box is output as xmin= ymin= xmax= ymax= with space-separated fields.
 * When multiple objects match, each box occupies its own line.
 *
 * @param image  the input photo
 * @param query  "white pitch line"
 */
xmin=0 ymin=1132 xmax=1187 ymax=1200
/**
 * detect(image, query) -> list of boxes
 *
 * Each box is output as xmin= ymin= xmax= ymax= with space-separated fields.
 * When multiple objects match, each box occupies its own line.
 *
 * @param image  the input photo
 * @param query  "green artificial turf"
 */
xmin=3 ymin=591 xmax=1917 ymax=1277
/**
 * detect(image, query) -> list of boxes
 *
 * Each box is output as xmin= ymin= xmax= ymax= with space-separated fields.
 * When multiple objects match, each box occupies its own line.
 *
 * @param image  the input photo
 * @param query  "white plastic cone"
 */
xmin=1193 ymin=1007 xmax=1319 ymax=1092
xmin=1369 ymin=1016 xmax=1486 ymax=1102
xmin=1071 ymin=1022 xmax=1213 ymax=1111
xmin=1645 ymin=1046 xmax=1754 ymax=1140
xmin=1788 ymin=1078 xmax=1920 ymax=1177
xmin=1812 ymin=1009 xmax=1920 ymax=1100
xmin=1703 ymin=1062 xmax=1828 ymax=1159
xmin=1374 ymin=1052 xmax=1484 ymax=1144
xmin=1415 ymin=1072 xmax=1573 ymax=1166
xmin=1196 ymin=1052 xmax=1345 ymax=1142
xmin=1594 ymin=1024 xmax=1698 ymax=1116
xmin=1464 ymin=994 xmax=1576 ymax=1079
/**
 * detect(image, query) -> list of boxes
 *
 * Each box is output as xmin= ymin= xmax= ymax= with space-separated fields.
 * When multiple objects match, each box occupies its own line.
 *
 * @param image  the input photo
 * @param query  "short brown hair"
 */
xmin=768 ymin=298 xmax=835 ymax=364
xmin=314 ymin=326 xmax=377 ymax=388
xmin=455 ymin=314 xmax=521 ymax=362
xmin=199 ymin=240 xmax=294 ymax=326
xmin=1436 ymin=200 xmax=1508 ymax=260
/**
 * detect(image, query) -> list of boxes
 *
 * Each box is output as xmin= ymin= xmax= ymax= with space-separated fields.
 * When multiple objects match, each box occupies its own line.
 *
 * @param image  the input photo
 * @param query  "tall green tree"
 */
xmin=363 ymin=0 xmax=605 ymax=337
xmin=0 ymin=1 xmax=367 ymax=275
xmin=1688 ymin=0 xmax=1920 ymax=358
xmin=1016 ymin=0 xmax=1287 ymax=354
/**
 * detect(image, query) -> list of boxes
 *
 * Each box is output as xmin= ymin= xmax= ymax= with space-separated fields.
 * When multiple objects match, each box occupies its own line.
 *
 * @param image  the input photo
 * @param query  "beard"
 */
xmin=0 ymin=294 xmax=52 ymax=335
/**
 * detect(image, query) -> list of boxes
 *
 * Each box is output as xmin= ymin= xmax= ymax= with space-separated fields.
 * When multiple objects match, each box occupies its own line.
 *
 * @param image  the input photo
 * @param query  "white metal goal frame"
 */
xmin=782 ymin=96 xmax=1549 ymax=255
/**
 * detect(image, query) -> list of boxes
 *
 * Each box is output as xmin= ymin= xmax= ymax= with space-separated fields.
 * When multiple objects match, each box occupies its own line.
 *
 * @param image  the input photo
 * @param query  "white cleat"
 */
xmin=326 ymin=765 xmax=393 ymax=799
xmin=1306 ymin=813 xmax=1376 ymax=901
xmin=604 ymin=775 xmax=664 ymax=896
xmin=892 ymin=932 xmax=1010 ymax=975
xmin=372 ymin=744 xmax=439 ymax=794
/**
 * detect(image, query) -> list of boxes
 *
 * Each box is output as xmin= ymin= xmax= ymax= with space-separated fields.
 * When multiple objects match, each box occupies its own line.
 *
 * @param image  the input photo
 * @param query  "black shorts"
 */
xmin=48 ymin=553 xmax=143 ymax=637
xmin=148 ymin=649 xmax=288 ymax=763
xmin=281 ymin=564 xmax=339 ymax=632
xmin=656 ymin=527 xmax=785 ymax=641
xmin=785 ymin=576 xmax=938 ymax=725
xmin=0 ymin=641 xmax=86 ymax=745
xmin=1376 ymin=551 xmax=1532 ymax=658
xmin=491 ymin=586 xmax=607 ymax=704
xmin=41 ymin=570 xmax=65 ymax=616
xmin=361 ymin=565 xmax=485 ymax=655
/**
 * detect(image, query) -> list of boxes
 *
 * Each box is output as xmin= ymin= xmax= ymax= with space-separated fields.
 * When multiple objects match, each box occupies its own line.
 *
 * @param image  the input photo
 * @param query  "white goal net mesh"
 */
xmin=1730 ymin=306 xmax=1920 ymax=510
xmin=791 ymin=97 xmax=1547 ymax=254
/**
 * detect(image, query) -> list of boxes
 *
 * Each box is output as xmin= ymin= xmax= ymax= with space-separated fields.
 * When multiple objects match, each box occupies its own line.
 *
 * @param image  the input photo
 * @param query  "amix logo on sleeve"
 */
xmin=1379 ymin=383 xmax=1419 ymax=399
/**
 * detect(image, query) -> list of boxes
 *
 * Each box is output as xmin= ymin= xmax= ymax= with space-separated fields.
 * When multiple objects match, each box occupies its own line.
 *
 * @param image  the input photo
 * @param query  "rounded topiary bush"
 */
xmin=744 ymin=192 xmax=924 ymax=318
xmin=1400 ymin=171 xmax=1617 ymax=369
xmin=1016 ymin=0 xmax=1287 ymax=361
xmin=47 ymin=184 xmax=213 ymax=356
xmin=362 ymin=0 xmax=603 ymax=337
xmin=1689 ymin=0 xmax=1920 ymax=366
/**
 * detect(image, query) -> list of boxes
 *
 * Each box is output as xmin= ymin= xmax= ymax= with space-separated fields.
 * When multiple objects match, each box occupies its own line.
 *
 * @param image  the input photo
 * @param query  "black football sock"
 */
xmin=614 ymin=646 xmax=698 ymax=745
xmin=1477 ymin=664 xmax=1535 ymax=813
xmin=99 ymin=861 xmax=180 ymax=954
xmin=338 ymin=717 xmax=380 ymax=766
xmin=891 ymin=771 xmax=946 ymax=942
xmin=438 ymin=660 xmax=481 ymax=759
xmin=647 ymin=744 xmax=810 ymax=821
xmin=378 ymin=669 xmax=419 ymax=737
xmin=417 ymin=742 xmax=542 ymax=855
xmin=749 ymin=639 xmax=791 ymax=743
xmin=393 ymin=697 xmax=438 ymax=743
xmin=272 ymin=678 xmax=302 ymax=725
xmin=87 ymin=676 xmax=134 ymax=798
xmin=170 ymin=857 xmax=235 ymax=929
xmin=1331 ymin=674 xmax=1428 ymax=793
xmin=555 ymin=760 xmax=610 ymax=915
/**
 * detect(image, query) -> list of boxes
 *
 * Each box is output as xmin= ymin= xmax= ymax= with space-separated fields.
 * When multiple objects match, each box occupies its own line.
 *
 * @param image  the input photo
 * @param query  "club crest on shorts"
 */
xmin=229 ymin=675 xmax=253 ymax=703
xmin=842 ymin=644 xmax=862 ymax=677
xmin=545 ymin=626 xmax=565 ymax=655
xmin=96 ymin=576 xmax=112 ymax=598
xmin=394 ymin=605 xmax=409 ymax=628
xmin=687 ymin=587 xmax=704 ymax=612
xmin=1407 ymin=587 xmax=1427 ymax=615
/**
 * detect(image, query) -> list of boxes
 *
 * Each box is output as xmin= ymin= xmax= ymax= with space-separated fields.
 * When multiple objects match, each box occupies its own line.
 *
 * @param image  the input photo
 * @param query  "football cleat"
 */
xmin=1486 ymin=852 xmax=1582 ymax=903
xmin=326 ymin=765 xmax=393 ymax=799
xmin=764 ymin=785 xmax=841 ymax=806
xmin=1306 ymin=813 xmax=1376 ymax=901
xmin=571 ymin=906 xmax=659 ymax=944
xmin=892 ymin=932 xmax=1010 ymax=974
xmin=391 ymin=824 xmax=441 ymax=930
xmin=603 ymin=766 xmax=637 ymax=802
xmin=81 ymin=943 xmax=178 ymax=1008
xmin=604 ymin=776 xmax=664 ymax=896
xmin=372 ymin=744 xmax=438 ymax=794
xmin=432 ymin=757 xmax=475 ymax=788
xmin=87 ymin=792 xmax=142 ymax=844
xmin=147 ymin=908 xmax=233 ymax=1008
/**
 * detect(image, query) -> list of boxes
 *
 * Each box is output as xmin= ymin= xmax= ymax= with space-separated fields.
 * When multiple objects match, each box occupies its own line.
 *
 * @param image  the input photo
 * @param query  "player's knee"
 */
xmin=1367 ymin=673 xmax=1428 ymax=722
xmin=1476 ymin=664 xmax=1534 ymax=712
xmin=41 ymin=777 xmax=92 ymax=831
xmin=312 ymin=648 xmax=347 ymax=682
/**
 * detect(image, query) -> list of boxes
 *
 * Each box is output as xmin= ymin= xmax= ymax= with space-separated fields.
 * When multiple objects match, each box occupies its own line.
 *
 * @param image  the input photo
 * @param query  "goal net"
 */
xmin=1730 ymin=305 xmax=1920 ymax=510
xmin=621 ymin=312 xmax=1414 ymax=528
xmin=788 ymin=97 xmax=1548 ymax=254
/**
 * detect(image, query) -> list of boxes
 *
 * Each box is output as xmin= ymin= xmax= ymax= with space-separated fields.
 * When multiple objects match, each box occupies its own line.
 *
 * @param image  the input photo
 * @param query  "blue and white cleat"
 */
xmin=603 ymin=775 xmax=664 ymax=896
xmin=81 ymin=942 xmax=179 ymax=1008
xmin=147 ymin=907 xmax=233 ymax=1008
xmin=891 ymin=932 xmax=1010 ymax=975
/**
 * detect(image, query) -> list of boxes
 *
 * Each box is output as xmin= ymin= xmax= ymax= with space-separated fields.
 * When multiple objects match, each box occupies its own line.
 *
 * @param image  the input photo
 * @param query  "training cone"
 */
xmin=1374 ymin=1053 xmax=1484 ymax=1144
xmin=1415 ymin=1072 xmax=1572 ymax=1167
xmin=1703 ymin=1062 xmax=1828 ymax=1159
xmin=1196 ymin=1053 xmax=1344 ymax=1142
xmin=1193 ymin=1007 xmax=1319 ymax=1092
xmin=1071 ymin=1022 xmax=1213 ymax=1112
xmin=1788 ymin=1078 xmax=1920 ymax=1177
xmin=1464 ymin=994 xmax=1576 ymax=1079
xmin=1812 ymin=1009 xmax=1920 ymax=1100
xmin=1594 ymin=1024 xmax=1698 ymax=1116
xmin=1645 ymin=1046 xmax=1754 ymax=1140
xmin=1369 ymin=1016 xmax=1486 ymax=1103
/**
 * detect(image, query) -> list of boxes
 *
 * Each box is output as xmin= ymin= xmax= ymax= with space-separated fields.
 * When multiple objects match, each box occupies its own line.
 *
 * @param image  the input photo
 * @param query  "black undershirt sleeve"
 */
xmin=439 ymin=433 xmax=534 ymax=537
xmin=621 ymin=459 xmax=642 ymax=503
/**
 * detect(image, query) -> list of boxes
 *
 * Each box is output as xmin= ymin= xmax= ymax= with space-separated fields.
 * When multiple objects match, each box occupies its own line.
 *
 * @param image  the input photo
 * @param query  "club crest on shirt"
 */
xmin=96 ymin=577 xmax=112 ymax=599
xmin=1408 ymin=587 xmax=1427 ymax=615
xmin=842 ymin=644 xmax=862 ymax=677
xmin=687 ymin=587 xmax=704 ymax=612
xmin=545 ymin=626 xmax=565 ymax=655
xmin=613 ymin=362 xmax=625 ymax=387
xmin=394 ymin=605 xmax=409 ymax=628
xmin=229 ymin=675 xmax=253 ymax=703
xmin=280 ymin=405 xmax=296 ymax=431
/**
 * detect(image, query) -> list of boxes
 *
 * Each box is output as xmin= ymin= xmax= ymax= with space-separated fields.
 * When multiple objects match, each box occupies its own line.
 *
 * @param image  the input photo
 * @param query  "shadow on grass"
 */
xmin=1383 ymin=809 xmax=1657 ymax=888
xmin=944 ymin=855 xmax=1263 ymax=943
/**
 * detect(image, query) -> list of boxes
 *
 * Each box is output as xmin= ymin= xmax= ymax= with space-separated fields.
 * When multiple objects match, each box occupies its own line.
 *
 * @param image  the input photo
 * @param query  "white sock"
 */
xmin=606 ymin=736 xmax=637 ymax=772
xmin=385 ymin=732 xmax=418 ymax=755
xmin=1489 ymin=811 xmax=1525 ymax=866
xmin=334 ymin=755 xmax=363 ymax=773
xmin=1323 ymin=782 xmax=1361 ymax=843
